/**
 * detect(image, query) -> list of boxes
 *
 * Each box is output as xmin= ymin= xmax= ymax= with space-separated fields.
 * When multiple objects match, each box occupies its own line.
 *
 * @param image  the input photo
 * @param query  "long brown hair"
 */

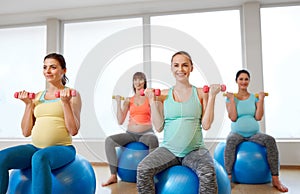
xmin=132 ymin=72 xmax=147 ymax=93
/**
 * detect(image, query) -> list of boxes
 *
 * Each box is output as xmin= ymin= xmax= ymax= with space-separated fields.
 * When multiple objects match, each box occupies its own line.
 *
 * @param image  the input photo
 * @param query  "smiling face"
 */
xmin=43 ymin=58 xmax=66 ymax=85
xmin=133 ymin=77 xmax=145 ymax=91
xmin=171 ymin=53 xmax=193 ymax=82
xmin=236 ymin=72 xmax=250 ymax=90
xmin=132 ymin=72 xmax=147 ymax=93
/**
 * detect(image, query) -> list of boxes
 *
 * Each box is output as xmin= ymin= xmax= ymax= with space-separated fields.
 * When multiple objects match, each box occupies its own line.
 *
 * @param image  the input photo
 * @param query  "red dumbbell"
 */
xmin=55 ymin=90 xmax=77 ymax=98
xmin=203 ymin=85 xmax=210 ymax=93
xmin=14 ymin=92 xmax=35 ymax=99
xmin=140 ymin=89 xmax=161 ymax=96
xmin=203 ymin=84 xmax=226 ymax=93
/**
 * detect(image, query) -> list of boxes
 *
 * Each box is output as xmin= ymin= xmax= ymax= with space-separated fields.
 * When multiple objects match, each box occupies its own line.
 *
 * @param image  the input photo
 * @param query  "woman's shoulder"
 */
xmin=194 ymin=86 xmax=206 ymax=95
xmin=249 ymin=93 xmax=257 ymax=99
xmin=35 ymin=90 xmax=45 ymax=99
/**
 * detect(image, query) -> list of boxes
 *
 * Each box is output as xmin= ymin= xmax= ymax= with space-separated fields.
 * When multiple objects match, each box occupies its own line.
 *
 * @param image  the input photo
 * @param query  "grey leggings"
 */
xmin=105 ymin=131 xmax=159 ymax=174
xmin=137 ymin=147 xmax=218 ymax=194
xmin=224 ymin=132 xmax=279 ymax=176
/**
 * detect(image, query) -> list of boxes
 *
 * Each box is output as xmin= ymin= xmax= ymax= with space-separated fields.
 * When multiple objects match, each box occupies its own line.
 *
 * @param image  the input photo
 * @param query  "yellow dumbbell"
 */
xmin=112 ymin=95 xmax=125 ymax=100
xmin=223 ymin=92 xmax=269 ymax=98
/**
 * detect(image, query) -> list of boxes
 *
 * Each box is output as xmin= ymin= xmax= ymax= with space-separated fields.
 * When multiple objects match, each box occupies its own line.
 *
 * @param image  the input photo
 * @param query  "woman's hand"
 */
xmin=208 ymin=84 xmax=221 ymax=96
xmin=257 ymin=91 xmax=267 ymax=100
xmin=144 ymin=88 xmax=156 ymax=103
xmin=16 ymin=90 xmax=35 ymax=105
xmin=225 ymin=92 xmax=235 ymax=101
xmin=58 ymin=88 xmax=74 ymax=103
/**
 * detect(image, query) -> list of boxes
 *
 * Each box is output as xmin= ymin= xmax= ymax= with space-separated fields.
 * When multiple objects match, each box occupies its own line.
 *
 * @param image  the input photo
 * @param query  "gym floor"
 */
xmin=93 ymin=164 xmax=300 ymax=194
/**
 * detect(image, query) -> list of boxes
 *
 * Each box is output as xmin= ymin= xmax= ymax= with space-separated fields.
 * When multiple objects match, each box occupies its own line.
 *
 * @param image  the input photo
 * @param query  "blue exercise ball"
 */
xmin=213 ymin=141 xmax=272 ymax=184
xmin=117 ymin=142 xmax=149 ymax=183
xmin=214 ymin=142 xmax=226 ymax=167
xmin=155 ymin=163 xmax=231 ymax=194
xmin=214 ymin=160 xmax=231 ymax=194
xmin=233 ymin=141 xmax=272 ymax=184
xmin=155 ymin=165 xmax=199 ymax=194
xmin=7 ymin=154 xmax=96 ymax=194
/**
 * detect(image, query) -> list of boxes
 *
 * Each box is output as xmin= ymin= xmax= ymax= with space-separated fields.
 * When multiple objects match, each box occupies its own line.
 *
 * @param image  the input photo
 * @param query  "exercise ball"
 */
xmin=7 ymin=154 xmax=96 ymax=194
xmin=214 ymin=160 xmax=231 ymax=194
xmin=233 ymin=141 xmax=272 ymax=183
xmin=155 ymin=163 xmax=231 ymax=194
xmin=155 ymin=165 xmax=199 ymax=194
xmin=213 ymin=141 xmax=272 ymax=184
xmin=117 ymin=142 xmax=149 ymax=183
xmin=214 ymin=142 xmax=226 ymax=167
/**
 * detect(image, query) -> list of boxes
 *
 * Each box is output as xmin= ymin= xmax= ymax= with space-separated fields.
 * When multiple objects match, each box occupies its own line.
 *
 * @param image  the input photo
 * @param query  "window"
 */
xmin=261 ymin=5 xmax=300 ymax=138
xmin=63 ymin=18 xmax=143 ymax=138
xmin=0 ymin=25 xmax=46 ymax=138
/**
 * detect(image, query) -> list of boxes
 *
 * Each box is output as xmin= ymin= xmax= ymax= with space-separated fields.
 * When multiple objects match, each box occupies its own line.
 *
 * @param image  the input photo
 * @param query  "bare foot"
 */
xmin=102 ymin=174 xmax=118 ymax=187
xmin=272 ymin=176 xmax=288 ymax=192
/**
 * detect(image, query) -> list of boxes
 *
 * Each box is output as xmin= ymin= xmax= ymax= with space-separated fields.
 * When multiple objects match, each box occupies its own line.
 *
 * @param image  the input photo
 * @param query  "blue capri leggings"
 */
xmin=0 ymin=144 xmax=75 ymax=194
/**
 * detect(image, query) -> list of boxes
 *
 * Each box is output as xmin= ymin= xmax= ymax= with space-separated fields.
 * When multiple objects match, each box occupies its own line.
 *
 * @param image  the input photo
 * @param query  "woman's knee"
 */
xmin=140 ymin=135 xmax=159 ymax=148
xmin=137 ymin=159 xmax=148 ymax=172
xmin=148 ymin=137 xmax=159 ymax=149
xmin=105 ymin=136 xmax=115 ymax=146
xmin=137 ymin=153 xmax=158 ymax=176
xmin=31 ymin=151 xmax=49 ymax=166
xmin=0 ymin=153 xmax=9 ymax=169
xmin=137 ymin=162 xmax=153 ymax=179
xmin=266 ymin=135 xmax=276 ymax=145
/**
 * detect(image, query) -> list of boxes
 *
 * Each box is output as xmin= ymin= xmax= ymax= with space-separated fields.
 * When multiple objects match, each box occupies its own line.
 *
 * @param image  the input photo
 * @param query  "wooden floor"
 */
xmin=93 ymin=165 xmax=299 ymax=194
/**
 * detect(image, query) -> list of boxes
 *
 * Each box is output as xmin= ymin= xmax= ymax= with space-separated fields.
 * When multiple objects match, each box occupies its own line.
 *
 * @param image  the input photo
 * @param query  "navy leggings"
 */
xmin=0 ymin=144 xmax=75 ymax=194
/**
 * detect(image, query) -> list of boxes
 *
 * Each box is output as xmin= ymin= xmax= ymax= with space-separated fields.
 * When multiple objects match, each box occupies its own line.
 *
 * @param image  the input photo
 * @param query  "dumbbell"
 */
xmin=140 ymin=89 xmax=161 ymax=96
xmin=255 ymin=93 xmax=268 ymax=98
xmin=222 ymin=92 xmax=269 ymax=98
xmin=112 ymin=95 xmax=125 ymax=100
xmin=55 ymin=90 xmax=77 ymax=98
xmin=203 ymin=84 xmax=226 ymax=93
xmin=14 ymin=92 xmax=35 ymax=99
